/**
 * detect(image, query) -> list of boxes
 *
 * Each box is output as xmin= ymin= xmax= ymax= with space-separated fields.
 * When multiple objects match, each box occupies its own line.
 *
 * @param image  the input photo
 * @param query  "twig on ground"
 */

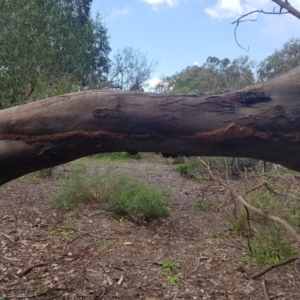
xmin=20 ymin=261 xmax=52 ymax=276
xmin=261 ymin=278 xmax=270 ymax=300
xmin=0 ymin=231 xmax=16 ymax=242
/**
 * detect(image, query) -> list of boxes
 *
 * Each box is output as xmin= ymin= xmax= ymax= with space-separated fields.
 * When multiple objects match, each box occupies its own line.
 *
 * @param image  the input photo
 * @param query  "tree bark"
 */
xmin=1 ymin=66 xmax=300 ymax=185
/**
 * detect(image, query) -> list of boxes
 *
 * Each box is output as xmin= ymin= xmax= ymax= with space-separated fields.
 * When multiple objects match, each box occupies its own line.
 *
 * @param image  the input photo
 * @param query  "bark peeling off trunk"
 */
xmin=1 ymin=66 xmax=300 ymax=185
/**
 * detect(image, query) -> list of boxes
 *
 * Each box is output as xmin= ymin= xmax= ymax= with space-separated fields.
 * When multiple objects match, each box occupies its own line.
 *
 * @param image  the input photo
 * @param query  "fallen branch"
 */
xmin=198 ymin=157 xmax=300 ymax=244
xmin=250 ymin=255 xmax=299 ymax=279
xmin=237 ymin=195 xmax=300 ymax=244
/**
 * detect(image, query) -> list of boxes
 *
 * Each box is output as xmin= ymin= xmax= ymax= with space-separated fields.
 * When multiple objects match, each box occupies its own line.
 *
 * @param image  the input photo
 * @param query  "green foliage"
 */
xmin=50 ymin=161 xmax=99 ymax=210
xmin=34 ymin=283 xmax=47 ymax=297
xmin=59 ymin=219 xmax=75 ymax=240
xmin=238 ymin=228 xmax=295 ymax=267
xmin=154 ymin=259 xmax=181 ymax=285
xmin=257 ymin=38 xmax=300 ymax=82
xmin=167 ymin=273 xmax=181 ymax=285
xmin=206 ymin=231 xmax=224 ymax=238
xmin=175 ymin=163 xmax=188 ymax=176
xmin=154 ymin=259 xmax=180 ymax=271
xmin=20 ymin=168 xmax=54 ymax=181
xmin=107 ymin=173 xmax=170 ymax=222
xmin=230 ymin=210 xmax=248 ymax=236
xmin=175 ymin=157 xmax=204 ymax=179
xmin=50 ymin=162 xmax=169 ymax=222
xmin=0 ymin=0 xmax=110 ymax=108
xmin=196 ymin=201 xmax=216 ymax=212
xmin=155 ymin=55 xmax=255 ymax=94
xmin=100 ymin=242 xmax=113 ymax=251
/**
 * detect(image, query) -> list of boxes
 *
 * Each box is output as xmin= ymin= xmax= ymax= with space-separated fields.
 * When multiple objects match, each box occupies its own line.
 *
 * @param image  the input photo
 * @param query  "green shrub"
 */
xmin=175 ymin=163 xmax=188 ymax=176
xmin=50 ymin=163 xmax=169 ymax=222
xmin=107 ymin=173 xmax=170 ymax=222
xmin=238 ymin=227 xmax=296 ymax=266
xmin=175 ymin=158 xmax=203 ymax=178
xmin=230 ymin=210 xmax=249 ymax=236
xmin=196 ymin=201 xmax=216 ymax=212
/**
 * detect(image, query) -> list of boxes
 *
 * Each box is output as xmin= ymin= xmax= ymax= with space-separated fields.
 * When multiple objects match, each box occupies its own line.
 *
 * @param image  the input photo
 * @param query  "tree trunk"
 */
xmin=1 ymin=66 xmax=300 ymax=185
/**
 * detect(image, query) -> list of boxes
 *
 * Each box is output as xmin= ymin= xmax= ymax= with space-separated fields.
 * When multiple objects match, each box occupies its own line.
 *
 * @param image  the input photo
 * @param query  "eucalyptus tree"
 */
xmin=0 ymin=0 xmax=110 ymax=108
xmin=156 ymin=55 xmax=255 ymax=94
xmin=257 ymin=38 xmax=300 ymax=82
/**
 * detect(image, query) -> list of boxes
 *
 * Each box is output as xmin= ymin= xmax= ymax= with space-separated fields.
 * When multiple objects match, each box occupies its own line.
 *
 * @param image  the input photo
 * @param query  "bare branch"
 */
xmin=272 ymin=0 xmax=300 ymax=19
xmin=232 ymin=9 xmax=288 ymax=50
xmin=198 ymin=157 xmax=300 ymax=244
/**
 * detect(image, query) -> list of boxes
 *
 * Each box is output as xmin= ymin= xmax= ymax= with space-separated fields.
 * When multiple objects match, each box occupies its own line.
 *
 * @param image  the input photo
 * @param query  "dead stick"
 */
xmin=261 ymin=278 xmax=270 ymax=300
xmin=20 ymin=261 xmax=52 ymax=276
xmin=250 ymin=255 xmax=299 ymax=279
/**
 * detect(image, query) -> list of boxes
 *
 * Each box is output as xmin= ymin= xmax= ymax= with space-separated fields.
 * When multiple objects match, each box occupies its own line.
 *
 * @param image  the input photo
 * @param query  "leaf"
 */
xmin=123 ymin=241 xmax=133 ymax=246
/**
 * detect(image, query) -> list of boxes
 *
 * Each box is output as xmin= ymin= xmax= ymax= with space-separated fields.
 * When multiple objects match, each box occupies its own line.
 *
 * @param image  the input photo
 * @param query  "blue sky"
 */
xmin=92 ymin=0 xmax=300 ymax=86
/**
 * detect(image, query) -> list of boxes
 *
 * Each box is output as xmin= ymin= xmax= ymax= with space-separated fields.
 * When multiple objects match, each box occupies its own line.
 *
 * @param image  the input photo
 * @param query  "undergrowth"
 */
xmin=50 ymin=161 xmax=169 ymax=223
xmin=238 ymin=226 xmax=296 ymax=267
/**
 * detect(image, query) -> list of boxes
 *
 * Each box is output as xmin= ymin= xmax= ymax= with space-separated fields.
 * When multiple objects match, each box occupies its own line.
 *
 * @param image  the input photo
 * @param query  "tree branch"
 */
xmin=232 ymin=9 xmax=288 ymax=50
xmin=272 ymin=0 xmax=300 ymax=19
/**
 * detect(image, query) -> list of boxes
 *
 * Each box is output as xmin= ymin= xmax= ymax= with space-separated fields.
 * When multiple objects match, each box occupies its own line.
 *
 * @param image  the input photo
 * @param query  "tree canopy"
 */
xmin=0 ymin=0 xmax=110 ymax=108
xmin=155 ymin=55 xmax=255 ymax=94
xmin=257 ymin=38 xmax=300 ymax=82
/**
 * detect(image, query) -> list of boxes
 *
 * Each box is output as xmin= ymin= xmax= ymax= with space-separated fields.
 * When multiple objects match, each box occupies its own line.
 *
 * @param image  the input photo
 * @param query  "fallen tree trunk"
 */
xmin=1 ymin=66 xmax=300 ymax=185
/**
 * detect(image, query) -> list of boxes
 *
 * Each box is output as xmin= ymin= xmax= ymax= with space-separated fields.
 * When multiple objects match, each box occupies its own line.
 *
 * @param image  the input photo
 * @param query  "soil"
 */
xmin=0 ymin=156 xmax=299 ymax=300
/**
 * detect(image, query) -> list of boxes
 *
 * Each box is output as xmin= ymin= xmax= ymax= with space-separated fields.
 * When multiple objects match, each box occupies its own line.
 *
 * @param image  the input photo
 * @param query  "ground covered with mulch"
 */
xmin=0 ymin=156 xmax=299 ymax=299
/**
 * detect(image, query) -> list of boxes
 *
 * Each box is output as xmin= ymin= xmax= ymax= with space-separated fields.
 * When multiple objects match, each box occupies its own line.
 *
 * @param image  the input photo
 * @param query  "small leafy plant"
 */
xmin=154 ymin=258 xmax=181 ymax=285
xmin=34 ymin=283 xmax=47 ymax=297
xmin=100 ymin=242 xmax=112 ymax=251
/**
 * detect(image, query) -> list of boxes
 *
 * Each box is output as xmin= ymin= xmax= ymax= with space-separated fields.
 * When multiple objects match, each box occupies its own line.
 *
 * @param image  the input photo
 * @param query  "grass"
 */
xmin=50 ymin=162 xmax=170 ymax=223
xmin=59 ymin=219 xmax=75 ymax=240
xmin=100 ymin=242 xmax=113 ymax=251
xmin=90 ymin=152 xmax=141 ymax=161
xmin=230 ymin=210 xmax=249 ymax=236
xmin=34 ymin=283 xmax=47 ymax=297
xmin=20 ymin=168 xmax=54 ymax=181
xmin=196 ymin=201 xmax=216 ymax=212
xmin=206 ymin=231 xmax=224 ymax=238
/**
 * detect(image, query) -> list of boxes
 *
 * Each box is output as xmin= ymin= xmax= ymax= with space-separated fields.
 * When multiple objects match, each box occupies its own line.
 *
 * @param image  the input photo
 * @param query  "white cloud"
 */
xmin=146 ymin=77 xmax=161 ymax=88
xmin=142 ymin=0 xmax=180 ymax=8
xmin=110 ymin=7 xmax=131 ymax=18
xmin=193 ymin=61 xmax=200 ymax=66
xmin=204 ymin=0 xmax=270 ymax=20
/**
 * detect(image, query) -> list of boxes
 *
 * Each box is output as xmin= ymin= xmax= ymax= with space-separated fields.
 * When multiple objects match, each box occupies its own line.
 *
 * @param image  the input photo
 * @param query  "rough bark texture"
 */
xmin=1 ymin=66 xmax=300 ymax=185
